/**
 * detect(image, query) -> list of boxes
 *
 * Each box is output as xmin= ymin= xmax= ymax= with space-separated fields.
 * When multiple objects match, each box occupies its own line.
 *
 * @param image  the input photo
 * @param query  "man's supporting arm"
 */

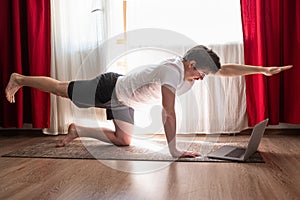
xmin=161 ymin=85 xmax=200 ymax=158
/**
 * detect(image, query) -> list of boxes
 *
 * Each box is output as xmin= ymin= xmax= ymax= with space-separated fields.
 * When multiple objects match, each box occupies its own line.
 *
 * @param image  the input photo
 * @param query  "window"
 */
xmin=108 ymin=0 xmax=243 ymax=45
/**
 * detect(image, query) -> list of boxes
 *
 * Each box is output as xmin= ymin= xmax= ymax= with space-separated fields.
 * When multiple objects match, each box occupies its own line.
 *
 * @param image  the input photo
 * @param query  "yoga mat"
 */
xmin=2 ymin=138 xmax=264 ymax=163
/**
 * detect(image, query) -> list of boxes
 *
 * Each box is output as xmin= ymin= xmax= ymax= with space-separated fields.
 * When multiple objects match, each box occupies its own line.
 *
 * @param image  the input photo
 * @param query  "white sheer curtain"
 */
xmin=44 ymin=0 xmax=106 ymax=134
xmin=46 ymin=0 xmax=248 ymax=135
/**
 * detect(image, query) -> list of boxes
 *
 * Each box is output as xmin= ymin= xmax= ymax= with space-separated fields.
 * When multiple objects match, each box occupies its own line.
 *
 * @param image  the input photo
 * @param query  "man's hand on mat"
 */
xmin=171 ymin=150 xmax=200 ymax=158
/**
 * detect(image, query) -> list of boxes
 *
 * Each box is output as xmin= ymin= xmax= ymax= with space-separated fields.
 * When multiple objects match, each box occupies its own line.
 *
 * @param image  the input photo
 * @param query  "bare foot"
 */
xmin=5 ymin=73 xmax=22 ymax=103
xmin=56 ymin=123 xmax=79 ymax=147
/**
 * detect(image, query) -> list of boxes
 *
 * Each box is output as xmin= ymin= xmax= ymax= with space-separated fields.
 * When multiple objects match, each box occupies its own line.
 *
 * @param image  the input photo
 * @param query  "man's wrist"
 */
xmin=169 ymin=148 xmax=180 ymax=156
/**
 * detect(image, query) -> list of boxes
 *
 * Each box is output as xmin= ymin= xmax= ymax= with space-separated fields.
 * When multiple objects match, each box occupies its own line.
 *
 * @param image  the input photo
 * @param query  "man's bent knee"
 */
xmin=113 ymin=120 xmax=133 ymax=146
xmin=113 ymin=132 xmax=131 ymax=146
xmin=115 ymin=136 xmax=131 ymax=146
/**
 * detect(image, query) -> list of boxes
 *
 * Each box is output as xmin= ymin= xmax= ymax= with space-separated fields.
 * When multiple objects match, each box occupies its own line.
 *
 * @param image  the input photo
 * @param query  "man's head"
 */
xmin=182 ymin=45 xmax=221 ymax=74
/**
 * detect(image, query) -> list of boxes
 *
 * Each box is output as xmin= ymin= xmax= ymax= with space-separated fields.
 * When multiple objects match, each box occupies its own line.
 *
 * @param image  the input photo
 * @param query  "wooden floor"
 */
xmin=0 ymin=130 xmax=299 ymax=200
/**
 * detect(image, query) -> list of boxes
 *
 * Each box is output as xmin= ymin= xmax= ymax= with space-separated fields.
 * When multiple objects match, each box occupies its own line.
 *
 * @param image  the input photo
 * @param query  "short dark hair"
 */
xmin=183 ymin=45 xmax=221 ymax=73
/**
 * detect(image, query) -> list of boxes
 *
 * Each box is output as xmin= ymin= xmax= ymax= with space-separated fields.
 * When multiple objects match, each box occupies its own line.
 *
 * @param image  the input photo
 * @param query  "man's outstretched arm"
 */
xmin=215 ymin=64 xmax=293 ymax=77
xmin=161 ymin=85 xmax=200 ymax=158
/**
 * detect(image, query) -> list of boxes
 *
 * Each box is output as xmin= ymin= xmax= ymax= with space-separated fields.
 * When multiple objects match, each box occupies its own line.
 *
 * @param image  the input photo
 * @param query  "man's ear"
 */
xmin=189 ymin=60 xmax=197 ymax=68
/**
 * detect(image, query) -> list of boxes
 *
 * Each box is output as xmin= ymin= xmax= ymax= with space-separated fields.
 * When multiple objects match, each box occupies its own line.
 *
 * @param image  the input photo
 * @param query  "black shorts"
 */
xmin=67 ymin=72 xmax=134 ymax=124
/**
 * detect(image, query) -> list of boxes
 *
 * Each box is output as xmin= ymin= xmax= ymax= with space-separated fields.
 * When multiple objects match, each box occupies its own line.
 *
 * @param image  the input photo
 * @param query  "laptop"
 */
xmin=207 ymin=119 xmax=268 ymax=162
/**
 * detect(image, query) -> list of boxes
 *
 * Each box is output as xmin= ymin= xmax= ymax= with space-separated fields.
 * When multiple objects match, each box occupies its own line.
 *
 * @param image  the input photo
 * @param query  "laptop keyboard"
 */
xmin=225 ymin=148 xmax=246 ymax=158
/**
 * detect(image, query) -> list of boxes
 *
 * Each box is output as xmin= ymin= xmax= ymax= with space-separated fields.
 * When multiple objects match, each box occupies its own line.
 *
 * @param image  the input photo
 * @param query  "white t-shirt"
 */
xmin=115 ymin=56 xmax=194 ymax=108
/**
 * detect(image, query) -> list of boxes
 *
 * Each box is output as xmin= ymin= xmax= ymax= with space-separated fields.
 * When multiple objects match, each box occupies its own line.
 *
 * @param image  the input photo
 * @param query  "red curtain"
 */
xmin=0 ymin=0 xmax=51 ymax=128
xmin=241 ymin=0 xmax=300 ymax=126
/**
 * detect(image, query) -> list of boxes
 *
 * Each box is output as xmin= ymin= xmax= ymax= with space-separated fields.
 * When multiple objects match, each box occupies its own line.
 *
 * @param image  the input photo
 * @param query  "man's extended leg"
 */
xmin=56 ymin=119 xmax=133 ymax=147
xmin=5 ymin=73 xmax=69 ymax=103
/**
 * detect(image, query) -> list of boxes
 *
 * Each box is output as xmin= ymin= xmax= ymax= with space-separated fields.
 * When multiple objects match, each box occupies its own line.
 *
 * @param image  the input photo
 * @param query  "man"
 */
xmin=5 ymin=45 xmax=292 ymax=158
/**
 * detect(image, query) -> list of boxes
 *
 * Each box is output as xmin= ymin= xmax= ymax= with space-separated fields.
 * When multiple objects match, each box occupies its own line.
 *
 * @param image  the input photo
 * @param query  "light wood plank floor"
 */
xmin=0 ymin=130 xmax=299 ymax=200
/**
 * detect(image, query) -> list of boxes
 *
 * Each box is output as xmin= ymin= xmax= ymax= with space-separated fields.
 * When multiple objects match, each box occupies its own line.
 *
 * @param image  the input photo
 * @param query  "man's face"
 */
xmin=193 ymin=66 xmax=210 ymax=80
xmin=184 ymin=60 xmax=210 ymax=81
xmin=185 ymin=66 xmax=209 ymax=81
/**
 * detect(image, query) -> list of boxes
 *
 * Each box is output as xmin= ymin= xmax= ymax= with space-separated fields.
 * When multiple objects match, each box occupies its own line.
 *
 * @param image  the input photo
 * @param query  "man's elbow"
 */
xmin=162 ymin=109 xmax=176 ymax=121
